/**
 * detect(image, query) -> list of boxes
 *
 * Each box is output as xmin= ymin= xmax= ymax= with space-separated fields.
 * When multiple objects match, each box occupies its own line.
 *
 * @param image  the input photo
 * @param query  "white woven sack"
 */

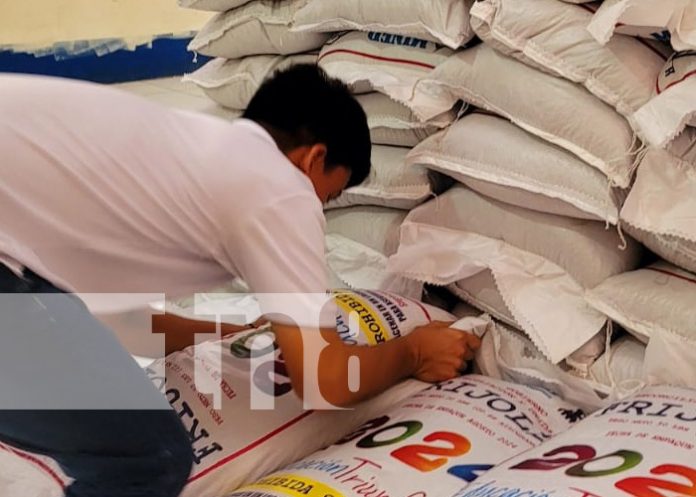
xmin=227 ymin=374 xmax=583 ymax=497
xmin=388 ymin=186 xmax=642 ymax=363
xmin=581 ymin=1 xmax=672 ymax=43
xmin=621 ymin=148 xmax=696 ymax=273
xmin=291 ymin=0 xmax=475 ymax=49
xmin=325 ymin=206 xmax=406 ymax=257
xmin=409 ymin=113 xmax=623 ymax=223
xmin=633 ymin=51 xmax=696 ymax=148
xmin=447 ymin=272 xmax=607 ymax=376
xmin=415 ymin=44 xmax=638 ymax=188
xmin=448 ymin=270 xmax=519 ymax=329
xmin=183 ymin=54 xmax=316 ymax=110
xmin=152 ymin=289 xmax=453 ymax=497
xmin=325 ymin=234 xmax=423 ymax=298
xmin=188 ymin=0 xmax=328 ymax=59
xmin=326 ymin=207 xmax=420 ymax=297
xmin=179 ymin=0 xmax=250 ymax=12
xmin=318 ymin=31 xmax=455 ymax=119
xmin=475 ymin=322 xmax=611 ymax=412
xmin=589 ymin=335 xmax=646 ymax=389
xmin=0 ymin=442 xmax=70 ymax=497
xmin=588 ymin=0 xmax=696 ymax=50
xmin=456 ymin=385 xmax=696 ymax=497
xmin=586 ymin=260 xmax=696 ymax=346
xmin=326 ymin=145 xmax=432 ymax=210
xmin=356 ymin=92 xmax=454 ymax=147
xmin=470 ymin=0 xmax=671 ymax=125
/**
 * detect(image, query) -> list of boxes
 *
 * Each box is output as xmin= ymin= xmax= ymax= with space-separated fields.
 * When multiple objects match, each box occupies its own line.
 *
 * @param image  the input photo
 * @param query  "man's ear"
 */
xmin=305 ymin=143 xmax=328 ymax=174
xmin=286 ymin=144 xmax=327 ymax=175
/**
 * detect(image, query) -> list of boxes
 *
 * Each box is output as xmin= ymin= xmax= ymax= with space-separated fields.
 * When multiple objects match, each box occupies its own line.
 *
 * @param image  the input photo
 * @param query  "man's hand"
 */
xmin=272 ymin=319 xmax=482 ymax=409
xmin=405 ymin=321 xmax=482 ymax=383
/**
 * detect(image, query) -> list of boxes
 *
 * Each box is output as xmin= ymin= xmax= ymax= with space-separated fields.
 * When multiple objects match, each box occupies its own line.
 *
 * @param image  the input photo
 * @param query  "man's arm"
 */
xmin=272 ymin=320 xmax=480 ymax=408
xmin=98 ymin=309 xmax=257 ymax=357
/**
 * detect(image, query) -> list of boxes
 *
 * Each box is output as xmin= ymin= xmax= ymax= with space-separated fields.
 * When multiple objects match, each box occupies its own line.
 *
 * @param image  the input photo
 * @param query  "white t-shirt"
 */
xmin=0 ymin=75 xmax=330 ymax=315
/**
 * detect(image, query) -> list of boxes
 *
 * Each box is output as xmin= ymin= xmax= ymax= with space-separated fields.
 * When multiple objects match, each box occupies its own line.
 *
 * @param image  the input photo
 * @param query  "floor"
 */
xmin=113 ymin=76 xmax=240 ymax=119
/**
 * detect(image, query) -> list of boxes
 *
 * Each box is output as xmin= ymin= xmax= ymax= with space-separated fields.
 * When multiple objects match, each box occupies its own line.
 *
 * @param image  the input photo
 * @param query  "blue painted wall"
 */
xmin=0 ymin=36 xmax=210 ymax=83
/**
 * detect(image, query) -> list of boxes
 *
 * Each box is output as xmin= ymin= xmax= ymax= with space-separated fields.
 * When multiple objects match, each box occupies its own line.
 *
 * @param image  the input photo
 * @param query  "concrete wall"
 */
xmin=0 ymin=0 xmax=212 ymax=51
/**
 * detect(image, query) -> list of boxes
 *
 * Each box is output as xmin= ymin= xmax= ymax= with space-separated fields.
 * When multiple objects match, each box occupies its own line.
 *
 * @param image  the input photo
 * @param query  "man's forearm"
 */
xmin=316 ymin=335 xmax=419 ymax=407
xmin=273 ymin=323 xmax=419 ymax=409
xmin=98 ymin=309 xmax=254 ymax=357
xmin=152 ymin=312 xmax=253 ymax=355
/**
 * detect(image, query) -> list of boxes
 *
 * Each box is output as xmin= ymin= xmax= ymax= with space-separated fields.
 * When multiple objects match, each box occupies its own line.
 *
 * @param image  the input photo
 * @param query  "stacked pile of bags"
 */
xmin=180 ymin=0 xmax=324 ymax=112
xmin=4 ymin=3 xmax=696 ymax=497
xmin=180 ymin=0 xmax=696 ymax=392
xmin=180 ymin=0 xmax=480 ymax=296
xmin=12 ymin=2 xmax=694 ymax=497
xmin=381 ymin=0 xmax=696 ymax=393
xmin=171 ymin=1 xmax=696 ymax=495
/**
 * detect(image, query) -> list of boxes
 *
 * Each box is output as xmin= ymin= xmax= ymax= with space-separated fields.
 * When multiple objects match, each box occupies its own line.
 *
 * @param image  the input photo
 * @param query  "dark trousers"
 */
xmin=0 ymin=265 xmax=193 ymax=496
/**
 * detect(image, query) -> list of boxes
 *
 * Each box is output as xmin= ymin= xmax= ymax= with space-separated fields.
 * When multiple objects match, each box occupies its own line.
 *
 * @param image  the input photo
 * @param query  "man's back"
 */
xmin=0 ymin=75 xmax=325 ymax=311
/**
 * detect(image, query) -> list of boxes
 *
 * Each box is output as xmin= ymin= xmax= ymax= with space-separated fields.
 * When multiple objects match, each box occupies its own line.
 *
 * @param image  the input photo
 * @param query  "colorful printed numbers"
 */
xmin=337 ymin=416 xmax=489 ymax=481
xmin=511 ymin=445 xmax=696 ymax=497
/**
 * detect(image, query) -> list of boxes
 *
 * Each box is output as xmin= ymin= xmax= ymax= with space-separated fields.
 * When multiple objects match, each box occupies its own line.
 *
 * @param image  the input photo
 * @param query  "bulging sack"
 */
xmin=325 ymin=206 xmax=406 ymax=258
xmin=448 ymin=270 xmax=519 ymax=330
xmin=318 ymin=31 xmax=454 ymax=120
xmin=227 ymin=374 xmax=584 ymax=497
xmin=454 ymin=385 xmax=696 ymax=497
xmin=475 ymin=321 xmax=614 ymax=412
xmin=357 ymin=92 xmax=454 ymax=148
xmin=388 ymin=185 xmax=642 ymax=363
xmin=415 ymin=44 xmax=638 ymax=188
xmin=291 ymin=0 xmax=475 ymax=49
xmin=325 ymin=145 xmax=433 ymax=211
xmin=0 ymin=441 xmax=70 ymax=497
xmin=325 ymin=207 xmax=422 ymax=297
xmin=633 ymin=51 xmax=696 ymax=148
xmin=188 ymin=0 xmax=329 ymax=59
xmin=589 ymin=335 xmax=646 ymax=389
xmin=183 ymin=54 xmax=316 ymax=110
xmin=325 ymin=234 xmax=424 ymax=298
xmin=470 ymin=0 xmax=671 ymax=125
xmin=409 ymin=113 xmax=624 ymax=224
xmin=587 ymin=0 xmax=696 ymax=50
xmin=149 ymin=289 xmax=452 ymax=497
xmin=586 ymin=260 xmax=696 ymax=345
xmin=620 ymin=147 xmax=696 ymax=273
xmin=448 ymin=270 xmax=607 ymax=377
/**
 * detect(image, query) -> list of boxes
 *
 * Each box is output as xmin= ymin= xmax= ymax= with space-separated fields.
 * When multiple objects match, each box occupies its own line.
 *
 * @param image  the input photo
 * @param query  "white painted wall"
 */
xmin=0 ymin=0 xmax=212 ymax=50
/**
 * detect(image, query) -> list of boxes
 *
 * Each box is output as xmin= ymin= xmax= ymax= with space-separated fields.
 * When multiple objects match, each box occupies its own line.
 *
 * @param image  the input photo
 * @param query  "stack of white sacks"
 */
xmin=387 ymin=0 xmax=696 ymax=391
xmin=179 ymin=0 xmax=696 ymax=390
xmin=181 ymin=0 xmax=477 ymax=296
xmin=6 ymin=4 xmax=696 ymax=496
xmin=180 ymin=0 xmax=324 ymax=112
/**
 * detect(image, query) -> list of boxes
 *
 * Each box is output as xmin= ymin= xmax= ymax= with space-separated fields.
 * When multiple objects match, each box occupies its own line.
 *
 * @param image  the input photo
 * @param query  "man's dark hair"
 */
xmin=243 ymin=64 xmax=371 ymax=188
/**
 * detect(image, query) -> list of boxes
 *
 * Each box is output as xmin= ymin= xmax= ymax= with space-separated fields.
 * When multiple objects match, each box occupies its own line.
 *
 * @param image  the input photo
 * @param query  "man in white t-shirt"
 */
xmin=0 ymin=65 xmax=480 ymax=497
